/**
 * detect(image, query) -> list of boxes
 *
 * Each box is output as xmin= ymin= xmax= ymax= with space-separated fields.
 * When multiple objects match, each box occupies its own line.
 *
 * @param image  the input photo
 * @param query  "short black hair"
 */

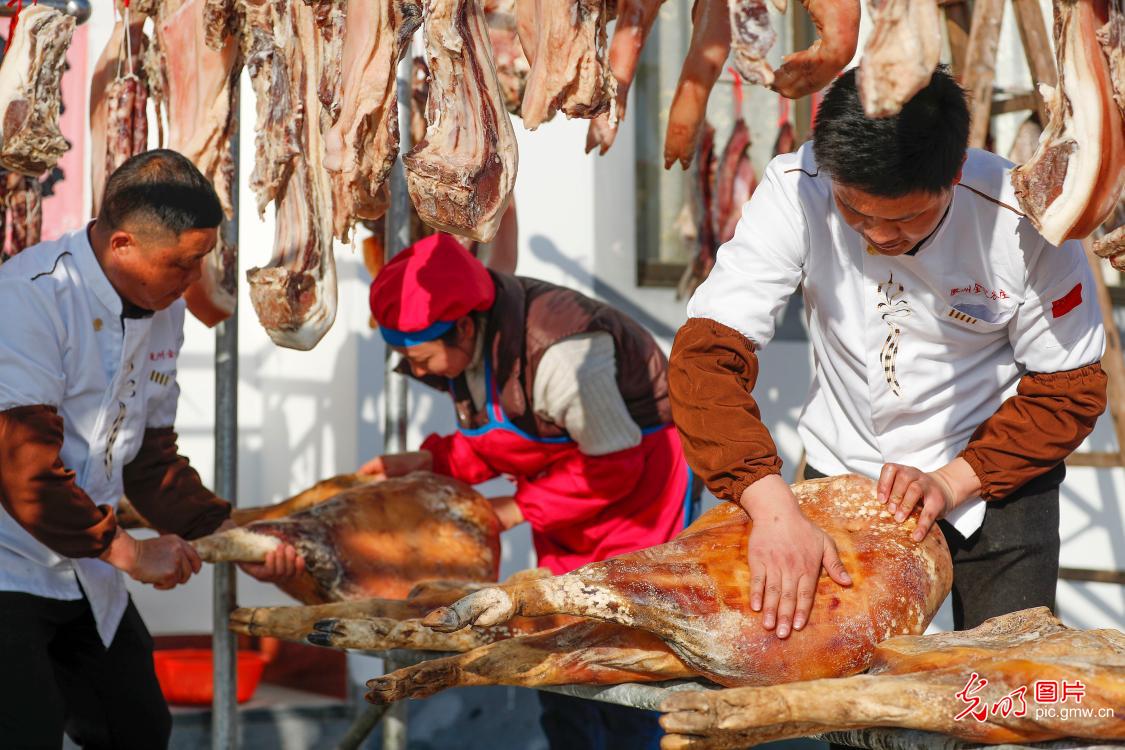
xmin=98 ymin=149 xmax=223 ymax=235
xmin=812 ymin=67 xmax=970 ymax=197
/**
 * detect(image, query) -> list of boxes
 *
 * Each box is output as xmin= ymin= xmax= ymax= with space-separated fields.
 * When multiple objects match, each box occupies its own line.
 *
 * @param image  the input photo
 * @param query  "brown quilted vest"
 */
xmin=402 ymin=272 xmax=671 ymax=439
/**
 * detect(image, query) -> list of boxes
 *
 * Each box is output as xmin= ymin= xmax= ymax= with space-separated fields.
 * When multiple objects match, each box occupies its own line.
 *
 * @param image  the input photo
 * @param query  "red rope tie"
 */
xmin=727 ymin=66 xmax=744 ymax=115
xmin=4 ymin=0 xmax=23 ymax=56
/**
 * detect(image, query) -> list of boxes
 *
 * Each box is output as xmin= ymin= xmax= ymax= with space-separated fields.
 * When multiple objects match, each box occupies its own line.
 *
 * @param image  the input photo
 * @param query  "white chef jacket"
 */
xmin=687 ymin=145 xmax=1105 ymax=538
xmin=0 ymin=227 xmax=186 ymax=646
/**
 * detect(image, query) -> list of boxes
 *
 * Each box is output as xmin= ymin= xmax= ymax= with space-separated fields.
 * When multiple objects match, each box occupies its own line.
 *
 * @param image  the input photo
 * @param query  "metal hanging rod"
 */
xmin=0 ymin=0 xmax=92 ymax=24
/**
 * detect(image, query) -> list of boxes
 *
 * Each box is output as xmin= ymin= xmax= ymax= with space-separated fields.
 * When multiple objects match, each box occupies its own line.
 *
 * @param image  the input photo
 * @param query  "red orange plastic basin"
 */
xmin=152 ymin=649 xmax=266 ymax=706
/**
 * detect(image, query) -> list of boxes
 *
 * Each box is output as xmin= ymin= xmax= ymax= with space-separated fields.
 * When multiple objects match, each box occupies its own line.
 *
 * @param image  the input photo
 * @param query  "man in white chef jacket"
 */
xmin=669 ymin=68 xmax=1107 ymax=643
xmin=0 ymin=150 xmax=299 ymax=749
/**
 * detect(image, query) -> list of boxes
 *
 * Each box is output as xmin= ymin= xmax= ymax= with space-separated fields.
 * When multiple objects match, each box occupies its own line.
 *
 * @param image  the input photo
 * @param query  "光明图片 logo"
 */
xmin=955 ymin=673 xmax=1116 ymax=722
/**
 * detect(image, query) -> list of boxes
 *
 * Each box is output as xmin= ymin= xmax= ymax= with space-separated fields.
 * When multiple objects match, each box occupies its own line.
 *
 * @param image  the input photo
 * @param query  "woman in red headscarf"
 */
xmin=360 ymin=233 xmax=698 ymax=750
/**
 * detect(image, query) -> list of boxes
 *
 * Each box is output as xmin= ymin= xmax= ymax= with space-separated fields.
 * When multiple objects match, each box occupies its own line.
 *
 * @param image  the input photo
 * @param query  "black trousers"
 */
xmin=538 ymin=690 xmax=663 ymax=750
xmin=0 ymin=592 xmax=171 ymax=750
xmin=804 ymin=463 xmax=1063 ymax=630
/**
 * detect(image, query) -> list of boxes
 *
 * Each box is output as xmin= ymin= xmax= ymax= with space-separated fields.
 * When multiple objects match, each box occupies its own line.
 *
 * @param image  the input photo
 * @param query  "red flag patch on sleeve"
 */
xmin=1051 ymin=283 xmax=1083 ymax=318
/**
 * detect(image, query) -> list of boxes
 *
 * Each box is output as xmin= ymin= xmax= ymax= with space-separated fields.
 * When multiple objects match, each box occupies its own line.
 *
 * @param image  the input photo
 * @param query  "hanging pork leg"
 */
xmin=423 ymin=475 xmax=952 ymax=689
xmin=728 ymin=0 xmax=775 ymax=87
xmin=192 ymin=472 xmax=503 ymax=604
xmin=90 ymin=16 xmax=149 ymax=216
xmin=321 ymin=0 xmax=423 ymax=242
xmin=677 ymin=121 xmax=718 ymax=299
xmin=404 ymin=0 xmax=518 ymax=242
xmin=586 ymin=0 xmax=663 ymax=154
xmin=366 ymin=620 xmax=694 ymax=703
xmin=1011 ymin=0 xmax=1125 ymax=246
xmin=155 ymin=0 xmax=243 ymax=327
xmin=714 ymin=117 xmax=756 ymax=244
xmin=240 ymin=0 xmax=338 ymax=349
xmin=665 ymin=0 xmax=731 ymax=169
xmin=0 ymin=6 xmax=75 ymax=176
xmin=484 ymin=0 xmax=530 ymax=115
xmin=659 ymin=608 xmax=1125 ymax=749
xmin=857 ymin=0 xmax=942 ymax=117
xmin=769 ymin=0 xmax=860 ymax=99
xmin=518 ymin=0 xmax=614 ymax=129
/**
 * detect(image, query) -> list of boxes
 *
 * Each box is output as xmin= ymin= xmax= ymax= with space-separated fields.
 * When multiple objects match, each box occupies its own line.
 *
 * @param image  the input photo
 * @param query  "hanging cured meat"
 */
xmin=659 ymin=608 xmax=1125 ymax=749
xmin=857 ymin=0 xmax=942 ymax=117
xmin=585 ymin=0 xmax=662 ymax=154
xmin=484 ymin=0 xmax=529 ymax=115
xmin=1098 ymin=0 xmax=1123 ymax=114
xmin=89 ymin=14 xmax=149 ymax=216
xmin=0 ymin=171 xmax=41 ymax=260
xmin=236 ymin=0 xmax=339 ymax=350
xmin=677 ymin=121 xmax=718 ymax=298
xmin=768 ymin=0 xmax=859 ymax=99
xmin=151 ymin=0 xmax=244 ymax=328
xmin=150 ymin=0 xmax=243 ymax=327
xmin=727 ymin=0 xmax=775 ymax=87
xmin=321 ymin=0 xmax=422 ymax=242
xmin=1011 ymin=0 xmax=1125 ymax=246
xmin=664 ymin=0 xmax=730 ymax=170
xmin=404 ymin=0 xmax=518 ymax=242
xmin=518 ymin=0 xmax=614 ymax=129
xmin=193 ymin=472 xmax=503 ymax=604
xmin=713 ymin=78 xmax=756 ymax=244
xmin=0 ymin=6 xmax=75 ymax=175
xmin=416 ymin=475 xmax=952 ymax=689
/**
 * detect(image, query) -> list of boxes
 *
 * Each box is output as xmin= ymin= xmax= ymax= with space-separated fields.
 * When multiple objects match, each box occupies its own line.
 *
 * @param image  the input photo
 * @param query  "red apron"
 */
xmin=422 ymin=357 xmax=694 ymax=574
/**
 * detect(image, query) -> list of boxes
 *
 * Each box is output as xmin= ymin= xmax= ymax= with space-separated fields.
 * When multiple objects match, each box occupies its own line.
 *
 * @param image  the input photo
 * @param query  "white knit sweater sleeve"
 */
xmin=532 ymin=332 xmax=643 ymax=456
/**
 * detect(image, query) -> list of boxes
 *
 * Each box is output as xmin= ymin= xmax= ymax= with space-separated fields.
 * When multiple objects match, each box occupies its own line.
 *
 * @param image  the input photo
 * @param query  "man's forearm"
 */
xmin=122 ymin=427 xmax=231 ymax=540
xmin=959 ymin=363 xmax=1107 ymax=499
xmin=669 ymin=317 xmax=783 ymax=502
xmin=0 ymin=404 xmax=119 ymax=557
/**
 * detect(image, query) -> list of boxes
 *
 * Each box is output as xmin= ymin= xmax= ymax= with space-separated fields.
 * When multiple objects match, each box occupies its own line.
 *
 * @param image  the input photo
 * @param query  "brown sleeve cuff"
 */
xmin=669 ymin=317 xmax=783 ymax=502
xmin=0 ymin=405 xmax=118 ymax=558
xmin=960 ymin=362 xmax=1108 ymax=500
xmin=123 ymin=427 xmax=231 ymax=540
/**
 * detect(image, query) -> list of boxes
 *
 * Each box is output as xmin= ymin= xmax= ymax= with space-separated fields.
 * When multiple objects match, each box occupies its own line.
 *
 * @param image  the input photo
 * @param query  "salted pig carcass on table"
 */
xmin=349 ymin=475 xmax=951 ymax=701
xmin=659 ymin=607 xmax=1125 ymax=749
xmin=190 ymin=472 xmax=502 ymax=604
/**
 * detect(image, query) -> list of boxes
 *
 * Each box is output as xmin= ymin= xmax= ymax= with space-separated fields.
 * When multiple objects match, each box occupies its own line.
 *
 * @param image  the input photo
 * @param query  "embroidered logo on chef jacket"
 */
xmin=103 ymin=364 xmax=138 ymax=480
xmin=149 ymin=370 xmax=172 ymax=387
xmin=876 ymin=273 xmax=912 ymax=397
